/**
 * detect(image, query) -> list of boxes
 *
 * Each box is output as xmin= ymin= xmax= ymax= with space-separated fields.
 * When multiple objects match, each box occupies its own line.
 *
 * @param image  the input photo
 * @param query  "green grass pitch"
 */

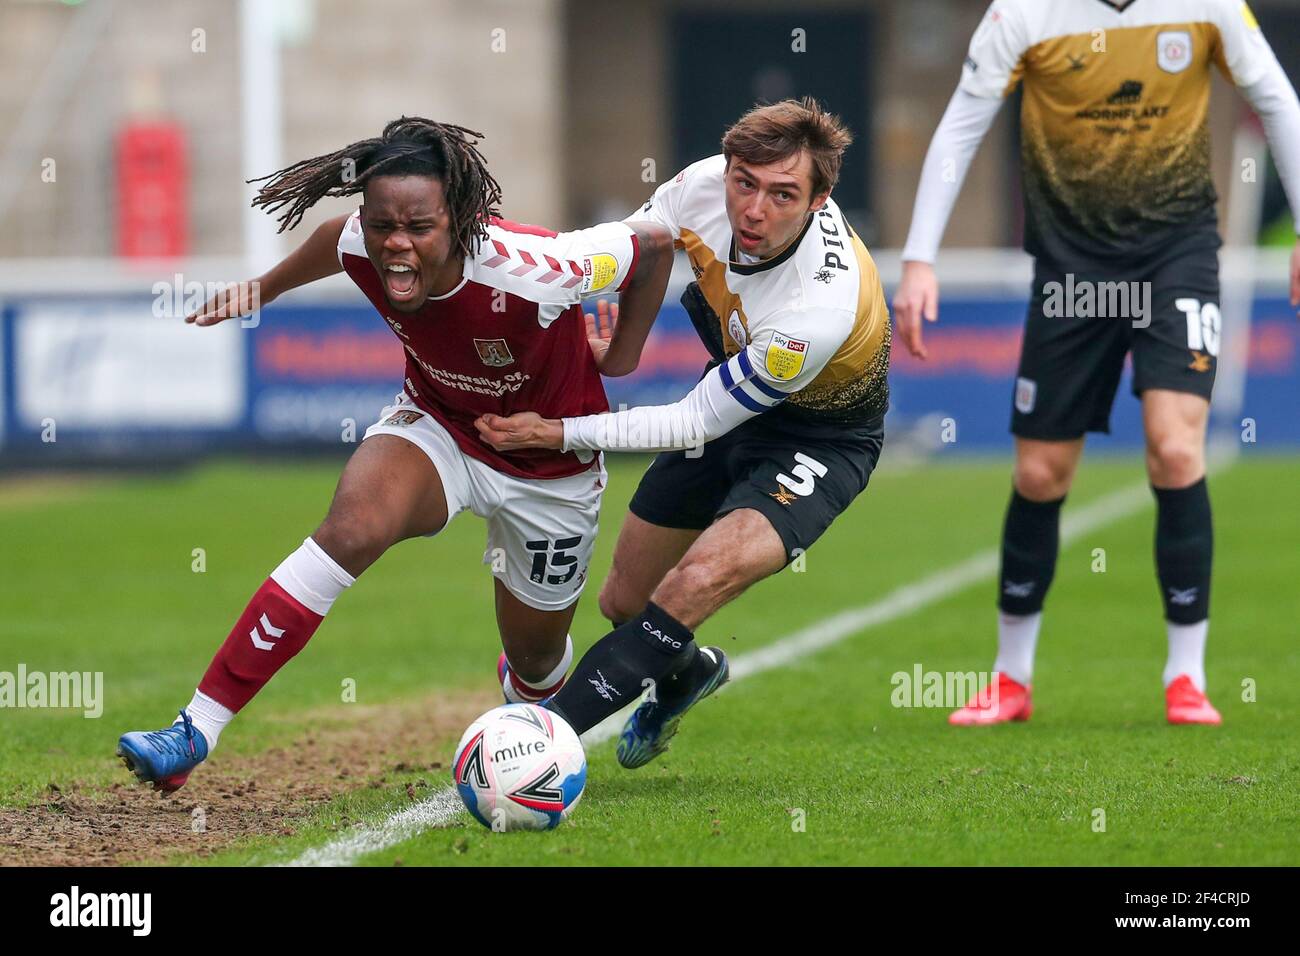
xmin=0 ymin=451 xmax=1296 ymax=865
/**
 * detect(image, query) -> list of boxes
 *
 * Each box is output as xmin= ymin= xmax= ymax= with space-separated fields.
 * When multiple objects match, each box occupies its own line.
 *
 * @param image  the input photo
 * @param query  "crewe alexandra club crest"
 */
xmin=474 ymin=337 xmax=515 ymax=367
xmin=1156 ymin=30 xmax=1192 ymax=74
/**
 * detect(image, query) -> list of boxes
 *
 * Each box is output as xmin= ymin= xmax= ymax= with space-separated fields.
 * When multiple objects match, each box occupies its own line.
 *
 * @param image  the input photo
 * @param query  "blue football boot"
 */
xmin=117 ymin=708 xmax=209 ymax=793
xmin=617 ymin=647 xmax=729 ymax=769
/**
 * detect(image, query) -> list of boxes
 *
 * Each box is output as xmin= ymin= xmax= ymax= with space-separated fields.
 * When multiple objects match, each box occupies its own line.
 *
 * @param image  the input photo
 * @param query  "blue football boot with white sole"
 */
xmin=117 ymin=708 xmax=209 ymax=793
xmin=617 ymin=646 xmax=729 ymax=769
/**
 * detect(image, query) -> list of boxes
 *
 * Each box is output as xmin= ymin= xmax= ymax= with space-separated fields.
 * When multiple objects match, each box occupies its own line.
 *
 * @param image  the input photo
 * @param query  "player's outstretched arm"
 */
xmin=473 ymin=359 xmax=759 ymax=454
xmin=593 ymin=221 xmax=674 ymax=376
xmin=186 ymin=213 xmax=350 ymax=326
xmin=475 ymin=316 xmax=841 ymax=454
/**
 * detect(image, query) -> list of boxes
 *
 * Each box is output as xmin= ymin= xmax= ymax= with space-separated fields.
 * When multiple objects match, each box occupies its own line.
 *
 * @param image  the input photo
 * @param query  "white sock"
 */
xmin=175 ymin=689 xmax=234 ymax=753
xmin=1164 ymin=619 xmax=1208 ymax=691
xmin=269 ymin=536 xmax=355 ymax=616
xmin=993 ymin=611 xmax=1042 ymax=687
xmin=503 ymin=635 xmax=574 ymax=703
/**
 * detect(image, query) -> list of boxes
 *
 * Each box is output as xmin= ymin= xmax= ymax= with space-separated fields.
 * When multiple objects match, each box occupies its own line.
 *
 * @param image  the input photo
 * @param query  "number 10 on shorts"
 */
xmin=1176 ymin=297 xmax=1221 ymax=356
xmin=525 ymin=536 xmax=583 ymax=585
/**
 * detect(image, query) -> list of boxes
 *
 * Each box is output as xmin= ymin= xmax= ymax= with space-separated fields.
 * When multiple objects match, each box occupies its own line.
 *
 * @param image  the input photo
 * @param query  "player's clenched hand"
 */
xmin=892 ymin=261 xmax=939 ymax=359
xmin=185 ymin=280 xmax=262 ymax=326
xmin=585 ymin=299 xmax=618 ymax=371
xmin=474 ymin=412 xmax=564 ymax=451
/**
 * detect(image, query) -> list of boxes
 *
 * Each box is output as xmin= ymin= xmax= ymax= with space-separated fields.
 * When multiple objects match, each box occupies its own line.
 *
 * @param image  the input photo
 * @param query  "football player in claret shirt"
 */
xmin=477 ymin=98 xmax=891 ymax=766
xmin=116 ymin=117 xmax=673 ymax=792
xmin=892 ymin=0 xmax=1300 ymax=725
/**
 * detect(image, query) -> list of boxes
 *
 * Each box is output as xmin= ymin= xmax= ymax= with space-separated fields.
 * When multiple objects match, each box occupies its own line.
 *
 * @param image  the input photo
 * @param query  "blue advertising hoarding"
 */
xmin=1 ymin=288 xmax=1295 ymax=457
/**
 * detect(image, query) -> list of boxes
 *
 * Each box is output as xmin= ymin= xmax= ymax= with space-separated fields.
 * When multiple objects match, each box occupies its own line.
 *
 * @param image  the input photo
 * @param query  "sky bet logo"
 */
xmin=50 ymin=886 xmax=151 ymax=936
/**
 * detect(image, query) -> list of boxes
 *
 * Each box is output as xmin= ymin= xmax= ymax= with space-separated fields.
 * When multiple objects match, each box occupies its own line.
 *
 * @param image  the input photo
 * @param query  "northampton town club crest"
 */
xmin=474 ymin=337 xmax=515 ymax=367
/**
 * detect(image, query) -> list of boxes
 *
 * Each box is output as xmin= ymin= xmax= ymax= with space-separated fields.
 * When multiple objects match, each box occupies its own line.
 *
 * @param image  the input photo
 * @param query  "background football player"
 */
xmin=892 ymin=0 xmax=1300 ymax=725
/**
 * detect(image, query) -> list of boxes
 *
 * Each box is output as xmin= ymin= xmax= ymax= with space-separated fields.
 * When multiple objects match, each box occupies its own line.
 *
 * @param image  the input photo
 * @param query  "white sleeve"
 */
xmin=1243 ymin=72 xmax=1300 ymax=236
xmin=547 ymin=221 xmax=641 ymax=298
xmin=958 ymin=1 xmax=1029 ymax=100
xmin=1215 ymin=2 xmax=1300 ymax=234
xmin=900 ymin=90 xmax=1004 ymax=264
xmin=470 ymin=221 xmax=640 ymax=319
xmin=561 ymin=350 xmax=787 ymax=453
xmin=336 ymin=208 xmax=364 ymax=266
xmin=1211 ymin=0 xmax=1277 ymax=88
xmin=625 ymin=167 xmax=690 ymax=241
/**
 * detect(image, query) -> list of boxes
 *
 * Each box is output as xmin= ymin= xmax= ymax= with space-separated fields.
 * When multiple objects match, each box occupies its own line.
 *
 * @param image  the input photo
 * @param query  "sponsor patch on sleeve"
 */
xmin=580 ymin=253 xmax=620 ymax=293
xmin=764 ymin=331 xmax=809 ymax=381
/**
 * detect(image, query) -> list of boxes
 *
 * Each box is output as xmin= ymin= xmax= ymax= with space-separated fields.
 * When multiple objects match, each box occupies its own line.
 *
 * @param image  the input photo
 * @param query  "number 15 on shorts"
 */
xmin=525 ymin=536 xmax=583 ymax=585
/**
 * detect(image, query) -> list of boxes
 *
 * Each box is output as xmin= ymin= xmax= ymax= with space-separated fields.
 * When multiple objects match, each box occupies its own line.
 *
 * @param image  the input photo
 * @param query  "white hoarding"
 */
xmin=15 ymin=303 xmax=244 ymax=429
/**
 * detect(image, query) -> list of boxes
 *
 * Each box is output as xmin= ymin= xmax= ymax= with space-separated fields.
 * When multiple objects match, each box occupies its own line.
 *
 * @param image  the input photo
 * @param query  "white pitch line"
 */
xmin=284 ymin=476 xmax=1159 ymax=867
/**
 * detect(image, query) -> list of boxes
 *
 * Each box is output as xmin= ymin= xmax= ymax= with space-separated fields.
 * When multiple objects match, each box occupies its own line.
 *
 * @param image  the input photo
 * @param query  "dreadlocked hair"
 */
xmin=248 ymin=116 xmax=503 ymax=259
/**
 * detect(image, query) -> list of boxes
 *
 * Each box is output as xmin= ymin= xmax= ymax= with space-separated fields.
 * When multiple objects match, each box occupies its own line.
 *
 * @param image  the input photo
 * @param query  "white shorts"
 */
xmin=363 ymin=393 xmax=606 ymax=611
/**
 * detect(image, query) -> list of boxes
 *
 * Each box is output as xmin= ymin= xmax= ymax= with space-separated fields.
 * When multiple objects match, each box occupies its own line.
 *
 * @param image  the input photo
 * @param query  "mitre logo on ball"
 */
xmin=453 ymin=703 xmax=587 ymax=831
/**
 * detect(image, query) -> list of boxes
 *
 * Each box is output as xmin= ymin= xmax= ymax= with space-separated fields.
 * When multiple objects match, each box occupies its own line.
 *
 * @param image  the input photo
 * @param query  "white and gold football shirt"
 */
xmin=962 ymin=0 xmax=1281 ymax=265
xmin=631 ymin=154 xmax=891 ymax=423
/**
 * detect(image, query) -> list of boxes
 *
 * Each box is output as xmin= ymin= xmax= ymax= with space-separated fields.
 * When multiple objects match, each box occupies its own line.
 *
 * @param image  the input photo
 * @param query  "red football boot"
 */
xmin=1165 ymin=674 xmax=1222 ymax=725
xmin=948 ymin=672 xmax=1032 ymax=725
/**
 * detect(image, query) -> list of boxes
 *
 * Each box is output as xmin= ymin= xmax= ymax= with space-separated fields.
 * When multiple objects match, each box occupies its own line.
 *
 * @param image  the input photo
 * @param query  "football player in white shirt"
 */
xmin=476 ymin=98 xmax=892 ymax=767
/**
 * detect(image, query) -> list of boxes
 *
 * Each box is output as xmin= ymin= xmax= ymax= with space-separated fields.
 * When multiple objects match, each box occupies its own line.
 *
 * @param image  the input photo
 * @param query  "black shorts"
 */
xmin=1011 ymin=244 xmax=1220 ymax=440
xmin=628 ymin=412 xmax=885 ymax=564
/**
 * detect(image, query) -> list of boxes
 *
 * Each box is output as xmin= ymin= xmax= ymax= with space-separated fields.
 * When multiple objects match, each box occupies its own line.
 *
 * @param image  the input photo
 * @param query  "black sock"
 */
xmin=1153 ymin=478 xmax=1213 ymax=623
xmin=998 ymin=489 xmax=1065 ymax=615
xmin=654 ymin=647 xmax=718 ymax=707
xmin=545 ymin=602 xmax=695 ymax=734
